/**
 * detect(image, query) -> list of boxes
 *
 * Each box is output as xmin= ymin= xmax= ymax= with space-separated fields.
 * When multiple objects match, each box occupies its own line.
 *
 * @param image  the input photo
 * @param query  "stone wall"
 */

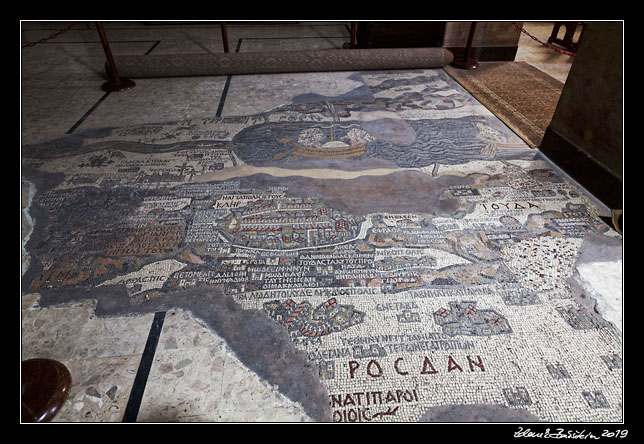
xmin=442 ymin=22 xmax=522 ymax=61
xmin=540 ymin=21 xmax=623 ymax=209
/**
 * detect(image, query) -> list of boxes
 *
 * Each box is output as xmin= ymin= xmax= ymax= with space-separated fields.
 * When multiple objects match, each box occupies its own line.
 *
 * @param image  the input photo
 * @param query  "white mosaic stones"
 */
xmin=234 ymin=275 xmax=622 ymax=422
xmin=500 ymin=236 xmax=583 ymax=299
xmin=98 ymin=259 xmax=187 ymax=298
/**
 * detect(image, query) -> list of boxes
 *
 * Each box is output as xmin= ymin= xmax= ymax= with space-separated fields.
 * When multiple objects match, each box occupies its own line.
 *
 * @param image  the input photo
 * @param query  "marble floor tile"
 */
xmin=21 ymin=293 xmax=39 ymax=315
xmin=218 ymin=356 xmax=312 ymax=422
xmin=53 ymin=354 xmax=142 ymax=422
xmin=71 ymin=313 xmax=155 ymax=360
xmin=137 ymin=345 xmax=227 ymax=422
xmin=221 ymin=71 xmax=366 ymax=116
xmin=157 ymin=309 xmax=218 ymax=349
xmin=21 ymin=301 xmax=96 ymax=362
xmin=514 ymin=22 xmax=580 ymax=83
xmin=239 ymin=36 xmax=347 ymax=52
xmin=137 ymin=308 xmax=311 ymax=422
xmin=79 ymin=76 xmax=228 ymax=130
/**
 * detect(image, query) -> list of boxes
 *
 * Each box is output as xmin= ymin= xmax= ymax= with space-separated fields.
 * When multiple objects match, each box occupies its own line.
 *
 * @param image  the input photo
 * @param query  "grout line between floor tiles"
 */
xmin=122 ymin=311 xmax=166 ymax=423
xmin=65 ymin=91 xmax=111 ymax=134
xmin=213 ymin=347 xmax=231 ymax=421
xmin=215 ymin=38 xmax=243 ymax=118
xmin=215 ymin=77 xmax=232 ymax=118
xmin=145 ymin=41 xmax=161 ymax=55
xmin=64 ymin=39 xmax=160 ymax=136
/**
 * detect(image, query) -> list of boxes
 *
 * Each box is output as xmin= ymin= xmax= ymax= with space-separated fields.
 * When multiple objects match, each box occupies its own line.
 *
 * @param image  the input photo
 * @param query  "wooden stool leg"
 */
xmin=548 ymin=22 xmax=562 ymax=44
xmin=548 ymin=22 xmax=580 ymax=52
xmin=22 ymin=359 xmax=72 ymax=422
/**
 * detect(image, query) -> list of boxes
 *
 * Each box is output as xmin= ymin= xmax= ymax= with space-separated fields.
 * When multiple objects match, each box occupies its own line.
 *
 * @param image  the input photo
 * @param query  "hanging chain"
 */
xmin=22 ymin=22 xmax=80 ymax=48
xmin=512 ymin=22 xmax=577 ymax=57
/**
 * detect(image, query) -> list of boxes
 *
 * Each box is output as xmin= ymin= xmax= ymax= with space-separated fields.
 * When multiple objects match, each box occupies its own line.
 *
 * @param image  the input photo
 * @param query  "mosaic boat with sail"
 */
xmin=273 ymin=124 xmax=374 ymax=160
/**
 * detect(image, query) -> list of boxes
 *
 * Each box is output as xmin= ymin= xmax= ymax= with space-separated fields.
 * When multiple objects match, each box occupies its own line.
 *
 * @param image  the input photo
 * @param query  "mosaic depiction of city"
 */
xmin=22 ymin=69 xmax=622 ymax=422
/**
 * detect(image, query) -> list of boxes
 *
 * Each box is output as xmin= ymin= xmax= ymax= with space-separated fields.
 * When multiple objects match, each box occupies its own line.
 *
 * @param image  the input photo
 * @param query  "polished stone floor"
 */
xmin=21 ymin=21 xmax=619 ymax=423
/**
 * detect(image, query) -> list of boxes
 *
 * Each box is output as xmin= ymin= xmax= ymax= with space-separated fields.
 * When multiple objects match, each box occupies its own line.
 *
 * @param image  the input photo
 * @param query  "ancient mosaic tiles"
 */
xmin=21 ymin=68 xmax=622 ymax=422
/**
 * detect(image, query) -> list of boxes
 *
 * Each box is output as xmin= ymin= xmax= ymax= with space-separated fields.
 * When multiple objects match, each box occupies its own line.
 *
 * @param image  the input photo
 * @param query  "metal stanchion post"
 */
xmin=221 ymin=22 xmax=229 ymax=53
xmin=96 ymin=22 xmax=135 ymax=92
xmin=452 ymin=22 xmax=479 ymax=69
xmin=343 ymin=22 xmax=357 ymax=49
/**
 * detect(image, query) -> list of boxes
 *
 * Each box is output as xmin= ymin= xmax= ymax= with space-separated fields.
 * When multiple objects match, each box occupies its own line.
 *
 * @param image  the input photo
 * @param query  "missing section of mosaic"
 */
xmin=22 ymin=69 xmax=622 ymax=422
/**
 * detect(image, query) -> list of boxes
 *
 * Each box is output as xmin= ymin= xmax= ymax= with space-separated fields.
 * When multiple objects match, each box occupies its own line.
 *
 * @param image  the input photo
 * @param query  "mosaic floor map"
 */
xmin=21 ymin=69 xmax=622 ymax=422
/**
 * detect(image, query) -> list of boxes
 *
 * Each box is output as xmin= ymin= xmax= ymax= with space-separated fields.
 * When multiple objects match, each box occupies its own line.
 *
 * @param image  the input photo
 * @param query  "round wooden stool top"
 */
xmin=21 ymin=358 xmax=72 ymax=422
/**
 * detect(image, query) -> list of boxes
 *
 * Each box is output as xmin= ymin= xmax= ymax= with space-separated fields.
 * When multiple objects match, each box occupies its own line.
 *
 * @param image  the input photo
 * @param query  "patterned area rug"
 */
xmin=115 ymin=47 xmax=454 ymax=78
xmin=444 ymin=62 xmax=564 ymax=148
xmin=22 ymin=68 xmax=622 ymax=422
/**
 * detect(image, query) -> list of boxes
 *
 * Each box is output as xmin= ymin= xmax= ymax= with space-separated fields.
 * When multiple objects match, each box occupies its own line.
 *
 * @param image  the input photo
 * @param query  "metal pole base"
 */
xmin=452 ymin=58 xmax=479 ymax=70
xmin=452 ymin=22 xmax=479 ymax=70
xmin=101 ymin=78 xmax=136 ymax=92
